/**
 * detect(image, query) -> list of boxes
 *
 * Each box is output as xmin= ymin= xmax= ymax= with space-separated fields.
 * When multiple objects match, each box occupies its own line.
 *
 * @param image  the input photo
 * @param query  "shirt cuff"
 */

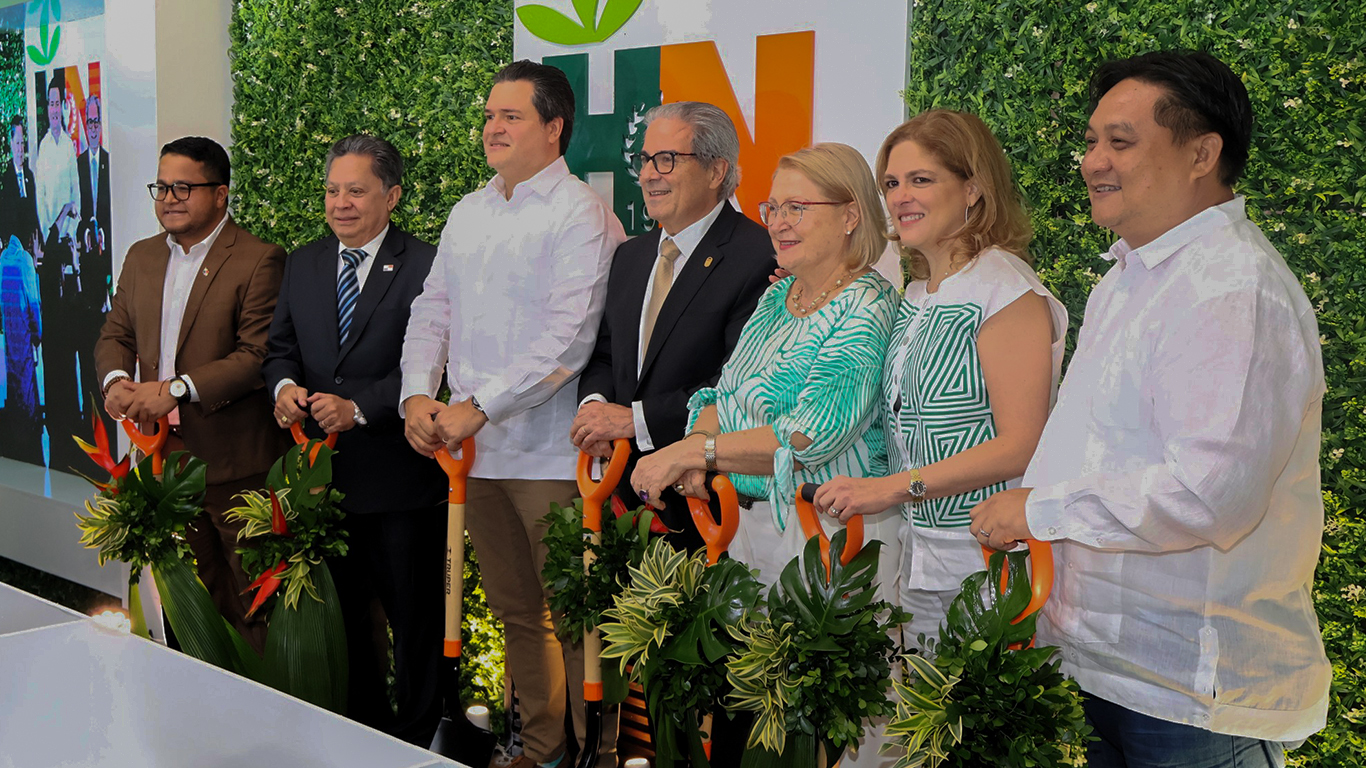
xmin=273 ymin=378 xmax=296 ymax=401
xmin=399 ymin=374 xmax=438 ymax=418
xmin=632 ymin=400 xmax=653 ymax=451
xmin=180 ymin=374 xmax=200 ymax=403
xmin=1024 ymin=482 xmax=1069 ymax=542
xmin=103 ymin=369 xmax=131 ymax=390
xmin=579 ymin=393 xmax=608 ymax=409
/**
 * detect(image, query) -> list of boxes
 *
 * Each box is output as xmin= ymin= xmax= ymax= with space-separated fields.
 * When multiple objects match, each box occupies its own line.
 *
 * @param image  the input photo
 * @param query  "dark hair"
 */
xmin=160 ymin=136 xmax=231 ymax=187
xmin=1090 ymin=50 xmax=1252 ymax=186
xmin=493 ymin=60 xmax=576 ymax=155
xmin=325 ymin=134 xmax=403 ymax=189
xmin=9 ymin=115 xmax=24 ymax=140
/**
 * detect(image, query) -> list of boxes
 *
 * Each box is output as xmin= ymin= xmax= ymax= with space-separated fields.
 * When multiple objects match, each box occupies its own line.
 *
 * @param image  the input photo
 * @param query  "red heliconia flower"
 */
xmin=647 ymin=513 xmax=669 ymax=535
xmin=73 ymin=414 xmax=131 ymax=494
xmin=242 ymin=559 xmax=288 ymax=617
xmin=268 ymin=487 xmax=290 ymax=536
xmin=610 ymin=494 xmax=629 ymax=519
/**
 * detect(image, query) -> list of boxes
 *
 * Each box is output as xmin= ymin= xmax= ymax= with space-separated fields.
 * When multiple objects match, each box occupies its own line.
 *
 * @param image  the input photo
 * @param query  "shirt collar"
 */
xmin=489 ymin=156 xmax=570 ymax=202
xmin=661 ymin=198 xmax=729 ymax=259
xmin=167 ymin=212 xmax=230 ymax=259
xmin=1105 ymin=196 xmax=1246 ymax=270
xmin=338 ymin=223 xmax=390 ymax=260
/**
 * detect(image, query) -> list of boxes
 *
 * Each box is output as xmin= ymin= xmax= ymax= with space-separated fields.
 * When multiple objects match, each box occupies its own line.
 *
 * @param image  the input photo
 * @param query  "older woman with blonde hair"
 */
xmin=813 ymin=110 xmax=1069 ymax=645
xmin=630 ymin=142 xmax=901 ymax=591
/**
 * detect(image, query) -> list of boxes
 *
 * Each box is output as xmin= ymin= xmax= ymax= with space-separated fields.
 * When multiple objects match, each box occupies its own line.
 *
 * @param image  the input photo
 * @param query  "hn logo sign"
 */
xmin=547 ymin=32 xmax=815 ymax=236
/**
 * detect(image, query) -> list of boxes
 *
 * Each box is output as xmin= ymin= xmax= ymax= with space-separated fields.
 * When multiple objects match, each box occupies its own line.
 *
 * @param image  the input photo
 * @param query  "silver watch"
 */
xmin=352 ymin=401 xmax=367 ymax=427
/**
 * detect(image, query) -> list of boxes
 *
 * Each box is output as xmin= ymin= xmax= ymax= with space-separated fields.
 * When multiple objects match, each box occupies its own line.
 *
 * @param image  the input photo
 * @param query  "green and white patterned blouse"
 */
xmin=688 ymin=272 xmax=900 ymax=530
xmin=884 ymin=248 xmax=1068 ymax=590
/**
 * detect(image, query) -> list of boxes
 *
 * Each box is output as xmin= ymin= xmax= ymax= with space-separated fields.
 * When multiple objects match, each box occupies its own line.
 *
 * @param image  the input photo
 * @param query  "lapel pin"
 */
xmin=383 ymin=263 xmax=395 ymax=272
xmin=201 ymin=267 xmax=209 ymax=276
xmin=703 ymin=256 xmax=713 ymax=268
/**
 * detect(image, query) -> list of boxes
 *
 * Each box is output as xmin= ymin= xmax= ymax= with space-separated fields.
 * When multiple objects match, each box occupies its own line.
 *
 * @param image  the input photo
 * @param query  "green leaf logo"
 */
xmin=518 ymin=0 xmax=643 ymax=46
xmin=26 ymin=0 xmax=63 ymax=66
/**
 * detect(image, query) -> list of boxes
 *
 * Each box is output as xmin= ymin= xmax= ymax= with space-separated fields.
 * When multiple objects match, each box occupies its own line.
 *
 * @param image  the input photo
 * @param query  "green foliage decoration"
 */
xmin=74 ymin=450 xmax=204 ymax=574
xmin=516 ymin=0 xmax=642 ymax=46
xmin=727 ymin=531 xmax=908 ymax=767
xmin=906 ymin=2 xmax=1365 ymax=763
xmin=600 ymin=538 xmax=762 ymax=767
xmin=540 ymin=495 xmax=658 ymax=645
xmin=229 ymin=0 xmax=514 ymax=724
xmin=229 ymin=0 xmax=512 ymax=251
xmin=886 ymin=550 xmax=1090 ymax=768
xmin=0 ymin=20 xmax=24 ymax=165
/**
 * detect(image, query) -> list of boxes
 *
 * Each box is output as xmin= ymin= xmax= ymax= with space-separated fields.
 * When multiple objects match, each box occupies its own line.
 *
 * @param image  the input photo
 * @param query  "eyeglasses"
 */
xmin=147 ymin=182 xmax=222 ymax=202
xmin=631 ymin=150 xmax=698 ymax=175
xmin=758 ymin=200 xmax=849 ymax=227
xmin=85 ymin=117 xmax=101 ymax=126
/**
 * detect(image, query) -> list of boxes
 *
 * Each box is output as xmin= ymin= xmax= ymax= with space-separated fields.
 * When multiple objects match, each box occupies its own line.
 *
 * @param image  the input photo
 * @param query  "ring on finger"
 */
xmin=674 ymin=483 xmax=686 ymax=494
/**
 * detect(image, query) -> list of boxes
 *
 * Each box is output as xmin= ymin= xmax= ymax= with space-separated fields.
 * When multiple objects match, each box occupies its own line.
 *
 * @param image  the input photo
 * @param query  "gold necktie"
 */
xmin=641 ymin=238 xmax=682 ymax=353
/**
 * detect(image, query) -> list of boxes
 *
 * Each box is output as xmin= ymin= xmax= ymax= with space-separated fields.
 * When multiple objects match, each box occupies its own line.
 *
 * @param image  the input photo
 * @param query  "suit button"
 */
xmin=334 ymin=376 xmax=343 ymax=384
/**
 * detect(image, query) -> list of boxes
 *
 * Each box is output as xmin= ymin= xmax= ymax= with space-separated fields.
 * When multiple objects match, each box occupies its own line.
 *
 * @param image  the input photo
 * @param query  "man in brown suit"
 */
xmin=95 ymin=136 xmax=289 ymax=650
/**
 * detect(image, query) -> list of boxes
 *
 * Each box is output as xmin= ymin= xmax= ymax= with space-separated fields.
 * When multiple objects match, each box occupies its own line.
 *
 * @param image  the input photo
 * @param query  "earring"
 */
xmin=845 ymin=230 xmax=852 ymax=235
xmin=964 ymin=205 xmax=971 ymax=223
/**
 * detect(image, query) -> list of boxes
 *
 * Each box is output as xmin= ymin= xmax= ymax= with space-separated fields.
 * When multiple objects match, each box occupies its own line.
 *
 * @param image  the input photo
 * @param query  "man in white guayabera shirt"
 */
xmin=399 ymin=61 xmax=625 ymax=768
xmin=970 ymin=51 xmax=1329 ymax=768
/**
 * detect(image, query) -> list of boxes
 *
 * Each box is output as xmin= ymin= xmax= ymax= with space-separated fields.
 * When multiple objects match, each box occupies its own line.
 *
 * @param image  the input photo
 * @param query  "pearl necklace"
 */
xmin=789 ymin=271 xmax=854 ymax=315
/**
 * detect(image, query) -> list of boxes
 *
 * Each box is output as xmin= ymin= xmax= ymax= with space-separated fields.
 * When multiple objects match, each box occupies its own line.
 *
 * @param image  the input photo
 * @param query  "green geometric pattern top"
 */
xmin=689 ymin=272 xmax=899 ymax=531
xmin=884 ymin=300 xmax=1003 ymax=528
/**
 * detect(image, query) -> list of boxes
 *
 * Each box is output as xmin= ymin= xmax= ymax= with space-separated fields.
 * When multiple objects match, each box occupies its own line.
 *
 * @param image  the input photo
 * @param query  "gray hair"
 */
xmin=324 ymin=134 xmax=403 ymax=190
xmin=643 ymin=102 xmax=741 ymax=201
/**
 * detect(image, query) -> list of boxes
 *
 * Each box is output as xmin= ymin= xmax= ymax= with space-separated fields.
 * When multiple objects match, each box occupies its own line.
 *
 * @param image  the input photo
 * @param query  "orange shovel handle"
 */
xmin=687 ymin=474 xmax=739 ymax=565
xmin=795 ymin=483 xmax=864 ymax=578
xmin=122 ymin=417 xmax=170 ymax=475
xmin=575 ymin=439 xmax=630 ymax=533
xmin=290 ymin=421 xmax=338 ymax=466
xmin=435 ymin=438 xmax=477 ymax=504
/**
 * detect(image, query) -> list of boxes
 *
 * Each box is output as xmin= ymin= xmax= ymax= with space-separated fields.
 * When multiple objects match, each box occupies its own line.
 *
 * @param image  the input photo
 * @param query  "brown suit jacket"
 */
xmin=95 ymin=216 xmax=291 ymax=485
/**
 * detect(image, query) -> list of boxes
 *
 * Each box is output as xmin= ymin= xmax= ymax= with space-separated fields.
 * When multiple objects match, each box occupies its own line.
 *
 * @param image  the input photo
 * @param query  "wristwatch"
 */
xmin=168 ymin=376 xmax=192 ymax=405
xmin=906 ymin=467 xmax=927 ymax=504
xmin=704 ymin=435 xmax=718 ymax=472
xmin=352 ymin=400 xmax=368 ymax=427
xmin=469 ymin=395 xmax=486 ymax=415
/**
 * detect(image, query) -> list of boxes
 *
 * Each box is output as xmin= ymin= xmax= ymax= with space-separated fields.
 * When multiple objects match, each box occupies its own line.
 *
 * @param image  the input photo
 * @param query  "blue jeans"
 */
xmin=1084 ymin=694 xmax=1287 ymax=768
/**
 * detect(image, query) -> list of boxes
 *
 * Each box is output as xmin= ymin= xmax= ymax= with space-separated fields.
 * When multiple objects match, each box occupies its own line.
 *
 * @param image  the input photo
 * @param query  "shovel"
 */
xmin=122 ymin=417 xmax=171 ymax=642
xmin=289 ymin=421 xmax=337 ymax=463
xmin=685 ymin=474 xmax=741 ymax=761
xmin=574 ymin=438 xmax=631 ymax=768
xmin=429 ymin=438 xmax=498 ymax=765
xmin=980 ymin=539 xmax=1053 ymax=649
xmin=795 ymin=483 xmax=865 ymax=580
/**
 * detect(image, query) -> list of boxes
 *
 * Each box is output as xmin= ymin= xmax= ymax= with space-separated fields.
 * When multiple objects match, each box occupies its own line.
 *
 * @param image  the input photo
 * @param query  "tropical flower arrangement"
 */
xmin=224 ymin=439 xmax=350 ymax=713
xmin=885 ymin=550 xmax=1091 ymax=768
xmin=727 ymin=530 xmax=909 ymax=768
xmin=599 ymin=538 xmax=762 ymax=767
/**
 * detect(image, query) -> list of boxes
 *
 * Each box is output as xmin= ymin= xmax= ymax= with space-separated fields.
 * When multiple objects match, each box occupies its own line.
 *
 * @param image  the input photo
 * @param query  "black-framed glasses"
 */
xmin=758 ymin=200 xmax=849 ymax=227
xmin=147 ymin=182 xmax=222 ymax=202
xmin=631 ymin=150 xmax=698 ymax=175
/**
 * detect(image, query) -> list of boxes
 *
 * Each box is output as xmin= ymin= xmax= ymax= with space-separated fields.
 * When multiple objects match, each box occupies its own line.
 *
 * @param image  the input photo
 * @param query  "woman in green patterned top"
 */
xmin=630 ymin=143 xmax=901 ymax=591
xmin=811 ymin=111 xmax=1069 ymax=646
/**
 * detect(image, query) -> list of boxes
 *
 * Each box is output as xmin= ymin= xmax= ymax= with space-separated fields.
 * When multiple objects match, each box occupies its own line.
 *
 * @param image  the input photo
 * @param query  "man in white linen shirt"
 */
xmin=970 ymin=51 xmax=1330 ymax=768
xmin=400 ymin=60 xmax=626 ymax=768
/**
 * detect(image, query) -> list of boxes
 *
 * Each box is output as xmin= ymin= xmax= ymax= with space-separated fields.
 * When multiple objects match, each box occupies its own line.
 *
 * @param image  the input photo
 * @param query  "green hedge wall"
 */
xmin=1 ymin=24 xmax=24 ymax=168
xmin=228 ymin=0 xmax=514 ymax=729
xmin=906 ymin=0 xmax=1365 ymax=763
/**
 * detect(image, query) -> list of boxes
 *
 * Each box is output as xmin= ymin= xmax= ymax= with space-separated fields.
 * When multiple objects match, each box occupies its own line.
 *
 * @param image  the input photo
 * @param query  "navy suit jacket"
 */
xmin=263 ymin=226 xmax=445 ymax=514
xmin=578 ymin=202 xmax=776 ymax=534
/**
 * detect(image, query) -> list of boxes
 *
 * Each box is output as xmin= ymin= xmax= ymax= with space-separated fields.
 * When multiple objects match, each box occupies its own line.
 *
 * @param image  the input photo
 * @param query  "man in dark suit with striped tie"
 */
xmin=262 ymin=134 xmax=447 ymax=745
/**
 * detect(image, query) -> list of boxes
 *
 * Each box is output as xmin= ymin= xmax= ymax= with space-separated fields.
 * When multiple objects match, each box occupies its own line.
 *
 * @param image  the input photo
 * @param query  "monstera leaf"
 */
xmin=942 ymin=549 xmax=1035 ymax=649
xmin=516 ymin=0 xmax=642 ymax=45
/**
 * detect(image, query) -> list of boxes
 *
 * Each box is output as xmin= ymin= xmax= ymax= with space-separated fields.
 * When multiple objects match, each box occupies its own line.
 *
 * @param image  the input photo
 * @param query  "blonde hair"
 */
xmin=875 ymin=110 xmax=1033 ymax=280
xmin=775 ymin=142 xmax=887 ymax=271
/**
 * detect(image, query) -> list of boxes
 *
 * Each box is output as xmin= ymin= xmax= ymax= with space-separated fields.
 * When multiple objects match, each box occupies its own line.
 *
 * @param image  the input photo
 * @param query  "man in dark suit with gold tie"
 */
xmin=571 ymin=102 xmax=776 ymax=551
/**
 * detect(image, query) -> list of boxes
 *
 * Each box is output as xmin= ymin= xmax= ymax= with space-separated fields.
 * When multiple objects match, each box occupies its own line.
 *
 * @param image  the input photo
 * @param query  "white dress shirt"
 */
xmin=400 ymin=157 xmax=626 ymax=480
xmin=35 ymin=129 xmax=79 ymax=240
xmin=102 ymin=213 xmax=230 ymax=408
xmin=1024 ymin=197 xmax=1330 ymax=741
xmin=272 ymin=225 xmax=389 ymax=401
xmin=579 ymin=198 xmax=728 ymax=450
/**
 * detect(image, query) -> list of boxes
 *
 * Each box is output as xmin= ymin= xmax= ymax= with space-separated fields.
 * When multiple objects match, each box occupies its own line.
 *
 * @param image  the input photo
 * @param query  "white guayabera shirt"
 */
xmin=399 ymin=157 xmax=625 ymax=480
xmin=1024 ymin=197 xmax=1330 ymax=743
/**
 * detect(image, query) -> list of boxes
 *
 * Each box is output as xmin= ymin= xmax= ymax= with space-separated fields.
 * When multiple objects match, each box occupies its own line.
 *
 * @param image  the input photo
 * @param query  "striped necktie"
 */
xmin=337 ymin=248 xmax=366 ymax=344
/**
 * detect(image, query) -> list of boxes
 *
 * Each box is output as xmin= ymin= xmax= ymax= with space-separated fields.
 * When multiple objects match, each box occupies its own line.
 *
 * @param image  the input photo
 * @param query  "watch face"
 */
xmin=170 ymin=379 xmax=188 ymax=398
xmin=909 ymin=480 xmax=926 ymax=497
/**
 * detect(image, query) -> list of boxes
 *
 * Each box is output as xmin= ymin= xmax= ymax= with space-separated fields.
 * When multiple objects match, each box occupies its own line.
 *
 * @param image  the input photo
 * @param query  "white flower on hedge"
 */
xmin=1032 ymin=26 xmax=1043 ymax=37
xmin=1085 ymin=2 xmax=1097 ymax=11
xmin=1319 ymin=334 xmax=1328 ymax=345
xmin=334 ymin=6 xmax=345 ymax=16
xmin=1287 ymin=18 xmax=1299 ymax=28
xmin=1330 ymin=447 xmax=1345 ymax=461
xmin=1273 ymin=222 xmax=1287 ymax=231
xmin=1341 ymin=584 xmax=1363 ymax=603
xmin=390 ymin=108 xmax=402 ymax=119
xmin=1342 ymin=78 xmax=1352 ymax=87
xmin=1295 ymin=233 xmax=1311 ymax=244
xmin=1283 ymin=98 xmax=1302 ymax=108
xmin=1306 ymin=271 xmax=1320 ymax=282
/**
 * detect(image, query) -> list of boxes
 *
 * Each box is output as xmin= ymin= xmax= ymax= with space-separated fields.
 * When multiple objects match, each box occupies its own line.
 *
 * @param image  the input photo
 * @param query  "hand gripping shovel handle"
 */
xmin=687 ymin=474 xmax=740 ymax=565
xmin=574 ymin=438 xmax=630 ymax=768
xmin=796 ymin=483 xmax=864 ymax=580
xmin=290 ymin=421 xmax=337 ymax=466
xmin=122 ymin=416 xmax=170 ymax=476
xmin=980 ymin=540 xmax=1054 ymax=649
